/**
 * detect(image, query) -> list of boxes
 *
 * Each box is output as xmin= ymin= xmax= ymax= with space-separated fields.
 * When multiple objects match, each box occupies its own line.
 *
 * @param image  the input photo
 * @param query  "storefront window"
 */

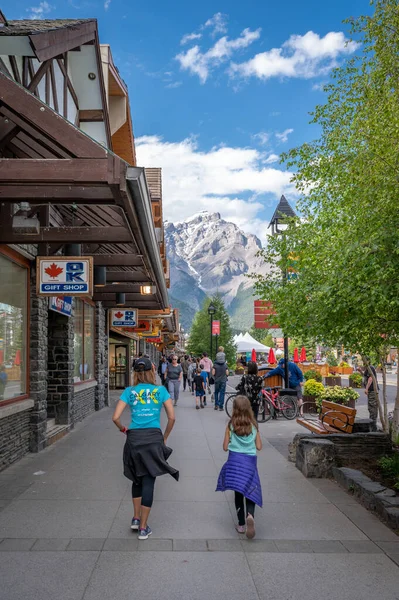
xmin=73 ymin=300 xmax=95 ymax=382
xmin=0 ymin=253 xmax=28 ymax=402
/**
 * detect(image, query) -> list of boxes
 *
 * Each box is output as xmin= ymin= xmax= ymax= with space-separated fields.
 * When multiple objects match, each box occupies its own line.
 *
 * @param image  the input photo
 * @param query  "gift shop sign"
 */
xmin=110 ymin=309 xmax=137 ymax=328
xmin=37 ymin=257 xmax=93 ymax=296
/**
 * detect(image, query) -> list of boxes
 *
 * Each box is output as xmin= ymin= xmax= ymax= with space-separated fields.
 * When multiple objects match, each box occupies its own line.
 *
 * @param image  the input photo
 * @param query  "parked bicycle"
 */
xmin=225 ymin=387 xmax=298 ymax=422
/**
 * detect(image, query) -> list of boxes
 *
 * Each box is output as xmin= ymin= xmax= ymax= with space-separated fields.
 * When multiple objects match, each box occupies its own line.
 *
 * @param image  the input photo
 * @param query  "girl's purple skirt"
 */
xmin=216 ymin=451 xmax=263 ymax=507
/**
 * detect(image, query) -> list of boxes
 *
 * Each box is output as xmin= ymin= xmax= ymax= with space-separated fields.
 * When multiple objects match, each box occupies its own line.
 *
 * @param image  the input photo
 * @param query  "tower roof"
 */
xmin=268 ymin=195 xmax=296 ymax=227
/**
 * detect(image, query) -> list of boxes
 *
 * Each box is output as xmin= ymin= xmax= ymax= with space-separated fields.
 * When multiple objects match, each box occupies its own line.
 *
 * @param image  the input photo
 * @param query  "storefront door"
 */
xmin=109 ymin=343 xmax=129 ymax=389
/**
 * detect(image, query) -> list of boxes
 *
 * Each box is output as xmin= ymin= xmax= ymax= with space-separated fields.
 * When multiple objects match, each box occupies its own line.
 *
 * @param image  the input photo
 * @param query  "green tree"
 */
xmin=253 ymin=0 xmax=399 ymax=435
xmin=187 ymin=295 xmax=236 ymax=366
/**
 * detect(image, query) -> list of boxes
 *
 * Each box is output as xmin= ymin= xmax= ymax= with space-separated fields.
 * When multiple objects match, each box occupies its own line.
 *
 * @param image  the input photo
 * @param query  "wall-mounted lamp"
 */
xmin=116 ymin=292 xmax=126 ymax=306
xmin=94 ymin=266 xmax=107 ymax=287
xmin=140 ymin=285 xmax=156 ymax=296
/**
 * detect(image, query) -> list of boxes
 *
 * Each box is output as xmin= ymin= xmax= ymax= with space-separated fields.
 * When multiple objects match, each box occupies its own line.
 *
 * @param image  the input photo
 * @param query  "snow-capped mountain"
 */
xmin=165 ymin=211 xmax=271 ymax=330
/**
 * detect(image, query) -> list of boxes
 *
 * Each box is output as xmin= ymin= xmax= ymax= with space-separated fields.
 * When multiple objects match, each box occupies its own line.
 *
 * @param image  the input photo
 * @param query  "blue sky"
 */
xmin=8 ymin=0 xmax=369 ymax=241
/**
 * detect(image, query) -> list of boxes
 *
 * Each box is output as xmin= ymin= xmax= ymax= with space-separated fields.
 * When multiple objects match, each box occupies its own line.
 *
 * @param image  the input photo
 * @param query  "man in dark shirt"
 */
xmin=364 ymin=364 xmax=379 ymax=431
xmin=212 ymin=359 xmax=229 ymax=412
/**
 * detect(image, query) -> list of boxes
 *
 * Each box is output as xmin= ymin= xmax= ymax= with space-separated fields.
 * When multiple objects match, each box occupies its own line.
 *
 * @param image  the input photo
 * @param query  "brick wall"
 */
xmin=0 ymin=408 xmax=31 ymax=471
xmin=73 ymin=386 xmax=96 ymax=423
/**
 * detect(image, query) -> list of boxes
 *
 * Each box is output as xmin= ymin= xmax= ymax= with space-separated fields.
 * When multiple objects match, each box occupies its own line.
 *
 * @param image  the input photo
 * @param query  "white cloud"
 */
xmin=176 ymin=27 xmax=261 ymax=83
xmin=27 ymin=1 xmax=53 ymax=19
xmin=165 ymin=81 xmax=183 ymax=89
xmin=275 ymin=128 xmax=294 ymax=143
xmin=230 ymin=30 xmax=358 ymax=81
xmin=104 ymin=0 xmax=111 ymax=9
xmin=252 ymin=131 xmax=270 ymax=146
xmin=312 ymin=81 xmax=327 ymax=91
xmin=264 ymin=153 xmax=280 ymax=164
xmin=136 ymin=135 xmax=296 ymax=237
xmin=181 ymin=32 xmax=203 ymax=45
xmin=203 ymin=12 xmax=228 ymax=36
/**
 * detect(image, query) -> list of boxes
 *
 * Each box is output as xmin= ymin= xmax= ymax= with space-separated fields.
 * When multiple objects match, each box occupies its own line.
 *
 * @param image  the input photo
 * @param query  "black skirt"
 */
xmin=123 ymin=428 xmax=179 ymax=484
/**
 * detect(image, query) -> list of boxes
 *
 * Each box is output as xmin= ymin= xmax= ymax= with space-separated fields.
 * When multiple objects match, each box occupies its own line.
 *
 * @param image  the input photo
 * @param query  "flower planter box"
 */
xmin=349 ymin=380 xmax=362 ymax=389
xmin=324 ymin=376 xmax=342 ymax=386
xmin=340 ymin=367 xmax=353 ymax=375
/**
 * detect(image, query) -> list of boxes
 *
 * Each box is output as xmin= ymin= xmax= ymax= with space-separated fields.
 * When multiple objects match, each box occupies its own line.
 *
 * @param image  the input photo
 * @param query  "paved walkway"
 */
xmin=0 ymin=386 xmax=398 ymax=600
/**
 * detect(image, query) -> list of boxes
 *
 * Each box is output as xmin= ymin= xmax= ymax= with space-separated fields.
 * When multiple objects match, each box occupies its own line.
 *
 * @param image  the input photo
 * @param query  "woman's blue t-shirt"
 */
xmin=120 ymin=384 xmax=170 ymax=430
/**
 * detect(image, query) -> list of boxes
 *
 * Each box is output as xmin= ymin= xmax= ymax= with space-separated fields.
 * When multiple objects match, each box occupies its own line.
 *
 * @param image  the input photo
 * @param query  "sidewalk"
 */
xmin=0 ymin=387 xmax=398 ymax=600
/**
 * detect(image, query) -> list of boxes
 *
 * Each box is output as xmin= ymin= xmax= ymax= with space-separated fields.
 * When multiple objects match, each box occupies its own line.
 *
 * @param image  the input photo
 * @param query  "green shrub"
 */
xmin=340 ymin=361 xmax=350 ymax=368
xmin=349 ymin=372 xmax=363 ymax=388
xmin=378 ymin=454 xmax=399 ymax=490
xmin=303 ymin=379 xmax=325 ymax=397
xmin=327 ymin=352 xmax=339 ymax=367
xmin=304 ymin=369 xmax=322 ymax=382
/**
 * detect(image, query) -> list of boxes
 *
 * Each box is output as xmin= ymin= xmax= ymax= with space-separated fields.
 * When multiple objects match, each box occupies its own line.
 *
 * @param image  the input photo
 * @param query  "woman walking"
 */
xmin=216 ymin=395 xmax=262 ymax=538
xmin=187 ymin=359 xmax=196 ymax=395
xmin=166 ymin=355 xmax=183 ymax=406
xmin=235 ymin=361 xmax=264 ymax=419
xmin=112 ymin=357 xmax=178 ymax=540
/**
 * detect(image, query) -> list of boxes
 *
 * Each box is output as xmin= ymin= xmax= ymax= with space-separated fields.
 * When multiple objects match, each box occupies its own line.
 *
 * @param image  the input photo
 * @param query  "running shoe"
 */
xmin=131 ymin=518 xmax=140 ymax=530
xmin=246 ymin=515 xmax=255 ymax=539
xmin=235 ymin=525 xmax=246 ymax=534
xmin=196 ymin=405 xmax=200 ymax=410
xmin=200 ymin=403 xmax=204 ymax=409
xmin=214 ymin=406 xmax=218 ymax=411
xmin=138 ymin=526 xmax=152 ymax=540
xmin=219 ymin=407 xmax=224 ymax=411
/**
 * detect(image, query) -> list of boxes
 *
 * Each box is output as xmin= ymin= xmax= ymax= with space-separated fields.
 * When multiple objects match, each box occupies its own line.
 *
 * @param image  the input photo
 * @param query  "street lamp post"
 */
xmin=208 ymin=303 xmax=216 ymax=360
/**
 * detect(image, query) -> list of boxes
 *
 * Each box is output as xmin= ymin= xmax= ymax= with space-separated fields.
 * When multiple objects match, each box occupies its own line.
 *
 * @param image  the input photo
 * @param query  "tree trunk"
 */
xmin=393 ymin=366 xmax=399 ymax=443
xmin=380 ymin=360 xmax=388 ymax=433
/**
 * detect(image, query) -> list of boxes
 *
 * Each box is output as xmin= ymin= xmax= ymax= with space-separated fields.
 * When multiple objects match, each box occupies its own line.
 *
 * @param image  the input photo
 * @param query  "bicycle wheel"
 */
xmin=224 ymin=393 xmax=238 ymax=418
xmin=280 ymin=396 xmax=298 ymax=420
xmin=257 ymin=398 xmax=274 ymax=423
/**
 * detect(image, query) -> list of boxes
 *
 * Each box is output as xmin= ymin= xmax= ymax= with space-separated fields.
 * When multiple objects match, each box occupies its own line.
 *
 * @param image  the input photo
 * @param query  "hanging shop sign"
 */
xmin=254 ymin=300 xmax=279 ymax=329
xmin=135 ymin=319 xmax=152 ymax=333
xmin=212 ymin=320 xmax=220 ymax=335
xmin=49 ymin=296 xmax=73 ymax=317
xmin=110 ymin=309 xmax=137 ymax=328
xmin=37 ymin=257 xmax=93 ymax=296
xmin=141 ymin=329 xmax=161 ymax=339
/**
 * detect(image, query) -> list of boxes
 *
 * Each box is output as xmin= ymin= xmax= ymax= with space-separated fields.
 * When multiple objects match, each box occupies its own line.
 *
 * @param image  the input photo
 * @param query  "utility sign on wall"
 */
xmin=110 ymin=309 xmax=137 ymax=327
xmin=37 ymin=257 xmax=93 ymax=296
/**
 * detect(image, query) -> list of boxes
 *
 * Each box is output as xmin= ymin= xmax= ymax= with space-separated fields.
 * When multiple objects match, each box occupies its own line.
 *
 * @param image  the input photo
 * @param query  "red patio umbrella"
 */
xmin=293 ymin=347 xmax=299 ymax=363
xmin=251 ymin=348 xmax=257 ymax=363
xmin=0 ymin=350 xmax=3 ymax=364
xmin=268 ymin=348 xmax=276 ymax=364
xmin=300 ymin=346 xmax=307 ymax=362
xmin=14 ymin=350 xmax=21 ymax=366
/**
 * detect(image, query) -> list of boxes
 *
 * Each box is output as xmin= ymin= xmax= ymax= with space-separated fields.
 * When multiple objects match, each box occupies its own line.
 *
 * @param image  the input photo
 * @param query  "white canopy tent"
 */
xmin=235 ymin=331 xmax=270 ymax=354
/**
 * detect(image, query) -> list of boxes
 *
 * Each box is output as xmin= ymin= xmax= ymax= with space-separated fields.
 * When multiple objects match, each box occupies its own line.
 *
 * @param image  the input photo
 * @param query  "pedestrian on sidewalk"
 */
xmin=194 ymin=367 xmax=206 ymax=409
xmin=263 ymin=358 xmax=304 ymax=399
xmin=201 ymin=352 xmax=213 ymax=394
xmin=200 ymin=363 xmax=209 ymax=406
xmin=216 ymin=395 xmax=262 ymax=539
xmin=212 ymin=354 xmax=229 ymax=411
xmin=235 ymin=361 xmax=263 ymax=419
xmin=187 ymin=359 xmax=196 ymax=395
xmin=112 ymin=357 xmax=179 ymax=541
xmin=180 ymin=355 xmax=190 ymax=391
xmin=363 ymin=362 xmax=379 ymax=432
xmin=158 ymin=356 xmax=167 ymax=386
xmin=166 ymin=355 xmax=183 ymax=406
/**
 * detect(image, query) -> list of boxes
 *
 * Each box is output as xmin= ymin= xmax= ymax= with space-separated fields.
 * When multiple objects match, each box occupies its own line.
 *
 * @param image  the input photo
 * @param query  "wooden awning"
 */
xmin=0 ymin=72 xmax=168 ymax=310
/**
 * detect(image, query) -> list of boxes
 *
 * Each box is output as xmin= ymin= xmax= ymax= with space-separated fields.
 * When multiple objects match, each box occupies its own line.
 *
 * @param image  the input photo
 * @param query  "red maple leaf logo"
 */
xmin=45 ymin=263 xmax=63 ymax=279
xmin=114 ymin=311 xmax=124 ymax=319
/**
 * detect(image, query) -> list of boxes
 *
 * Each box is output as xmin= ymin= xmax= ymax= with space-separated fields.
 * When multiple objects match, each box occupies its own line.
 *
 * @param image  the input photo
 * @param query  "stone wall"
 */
xmin=47 ymin=309 xmax=74 ymax=424
xmin=95 ymin=303 xmax=108 ymax=411
xmin=29 ymin=266 xmax=48 ymax=453
xmin=0 ymin=407 xmax=31 ymax=471
xmin=73 ymin=386 xmax=96 ymax=423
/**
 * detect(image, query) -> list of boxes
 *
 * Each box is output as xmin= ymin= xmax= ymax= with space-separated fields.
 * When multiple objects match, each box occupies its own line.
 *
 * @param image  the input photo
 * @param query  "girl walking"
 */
xmin=216 ymin=395 xmax=262 ymax=539
xmin=166 ymin=355 xmax=183 ymax=406
xmin=193 ymin=367 xmax=206 ymax=409
xmin=112 ymin=357 xmax=179 ymax=540
xmin=235 ymin=361 xmax=263 ymax=420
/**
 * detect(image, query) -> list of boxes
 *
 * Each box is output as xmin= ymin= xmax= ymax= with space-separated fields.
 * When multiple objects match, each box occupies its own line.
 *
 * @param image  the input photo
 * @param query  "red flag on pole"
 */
xmin=268 ymin=348 xmax=276 ymax=364
xmin=300 ymin=346 xmax=307 ymax=362
xmin=251 ymin=349 xmax=257 ymax=363
xmin=293 ymin=347 xmax=299 ymax=363
xmin=14 ymin=350 xmax=21 ymax=366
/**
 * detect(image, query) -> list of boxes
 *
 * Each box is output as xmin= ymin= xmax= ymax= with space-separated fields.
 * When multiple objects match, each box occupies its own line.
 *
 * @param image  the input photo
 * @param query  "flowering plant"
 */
xmin=303 ymin=379 xmax=325 ymax=397
xmin=316 ymin=385 xmax=359 ymax=409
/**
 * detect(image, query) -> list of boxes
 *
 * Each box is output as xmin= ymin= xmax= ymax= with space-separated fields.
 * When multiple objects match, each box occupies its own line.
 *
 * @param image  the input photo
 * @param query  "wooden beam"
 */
xmin=79 ymin=110 xmax=104 ymax=122
xmin=0 ymin=158 xmax=114 ymax=184
xmin=9 ymin=56 xmax=21 ymax=84
xmin=106 ymin=271 xmax=150 ymax=282
xmin=29 ymin=21 xmax=97 ymax=62
xmin=102 ymin=301 xmax=160 ymax=308
xmin=93 ymin=254 xmax=143 ymax=267
xmin=49 ymin=61 xmax=58 ymax=113
xmin=0 ymin=226 xmax=132 ymax=243
xmin=27 ymin=59 xmax=39 ymax=97
xmin=27 ymin=60 xmax=49 ymax=93
xmin=93 ymin=293 xmax=155 ymax=300
xmin=22 ymin=57 xmax=29 ymax=88
xmin=93 ymin=285 xmax=145 ymax=294
xmin=0 ymin=57 xmax=11 ymax=78
xmin=0 ymin=72 xmax=105 ymax=159
xmin=0 ymin=184 xmax=115 ymax=203
xmin=57 ymin=56 xmax=79 ymax=111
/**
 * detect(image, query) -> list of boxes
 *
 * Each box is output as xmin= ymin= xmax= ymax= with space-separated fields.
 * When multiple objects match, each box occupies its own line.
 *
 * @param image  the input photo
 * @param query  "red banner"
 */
xmin=254 ymin=300 xmax=279 ymax=329
xmin=212 ymin=320 xmax=220 ymax=335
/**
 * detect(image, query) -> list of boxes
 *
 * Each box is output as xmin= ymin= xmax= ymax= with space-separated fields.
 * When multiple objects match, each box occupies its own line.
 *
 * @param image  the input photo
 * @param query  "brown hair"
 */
xmin=247 ymin=361 xmax=258 ymax=375
xmin=133 ymin=370 xmax=156 ymax=386
xmin=229 ymin=395 xmax=258 ymax=436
